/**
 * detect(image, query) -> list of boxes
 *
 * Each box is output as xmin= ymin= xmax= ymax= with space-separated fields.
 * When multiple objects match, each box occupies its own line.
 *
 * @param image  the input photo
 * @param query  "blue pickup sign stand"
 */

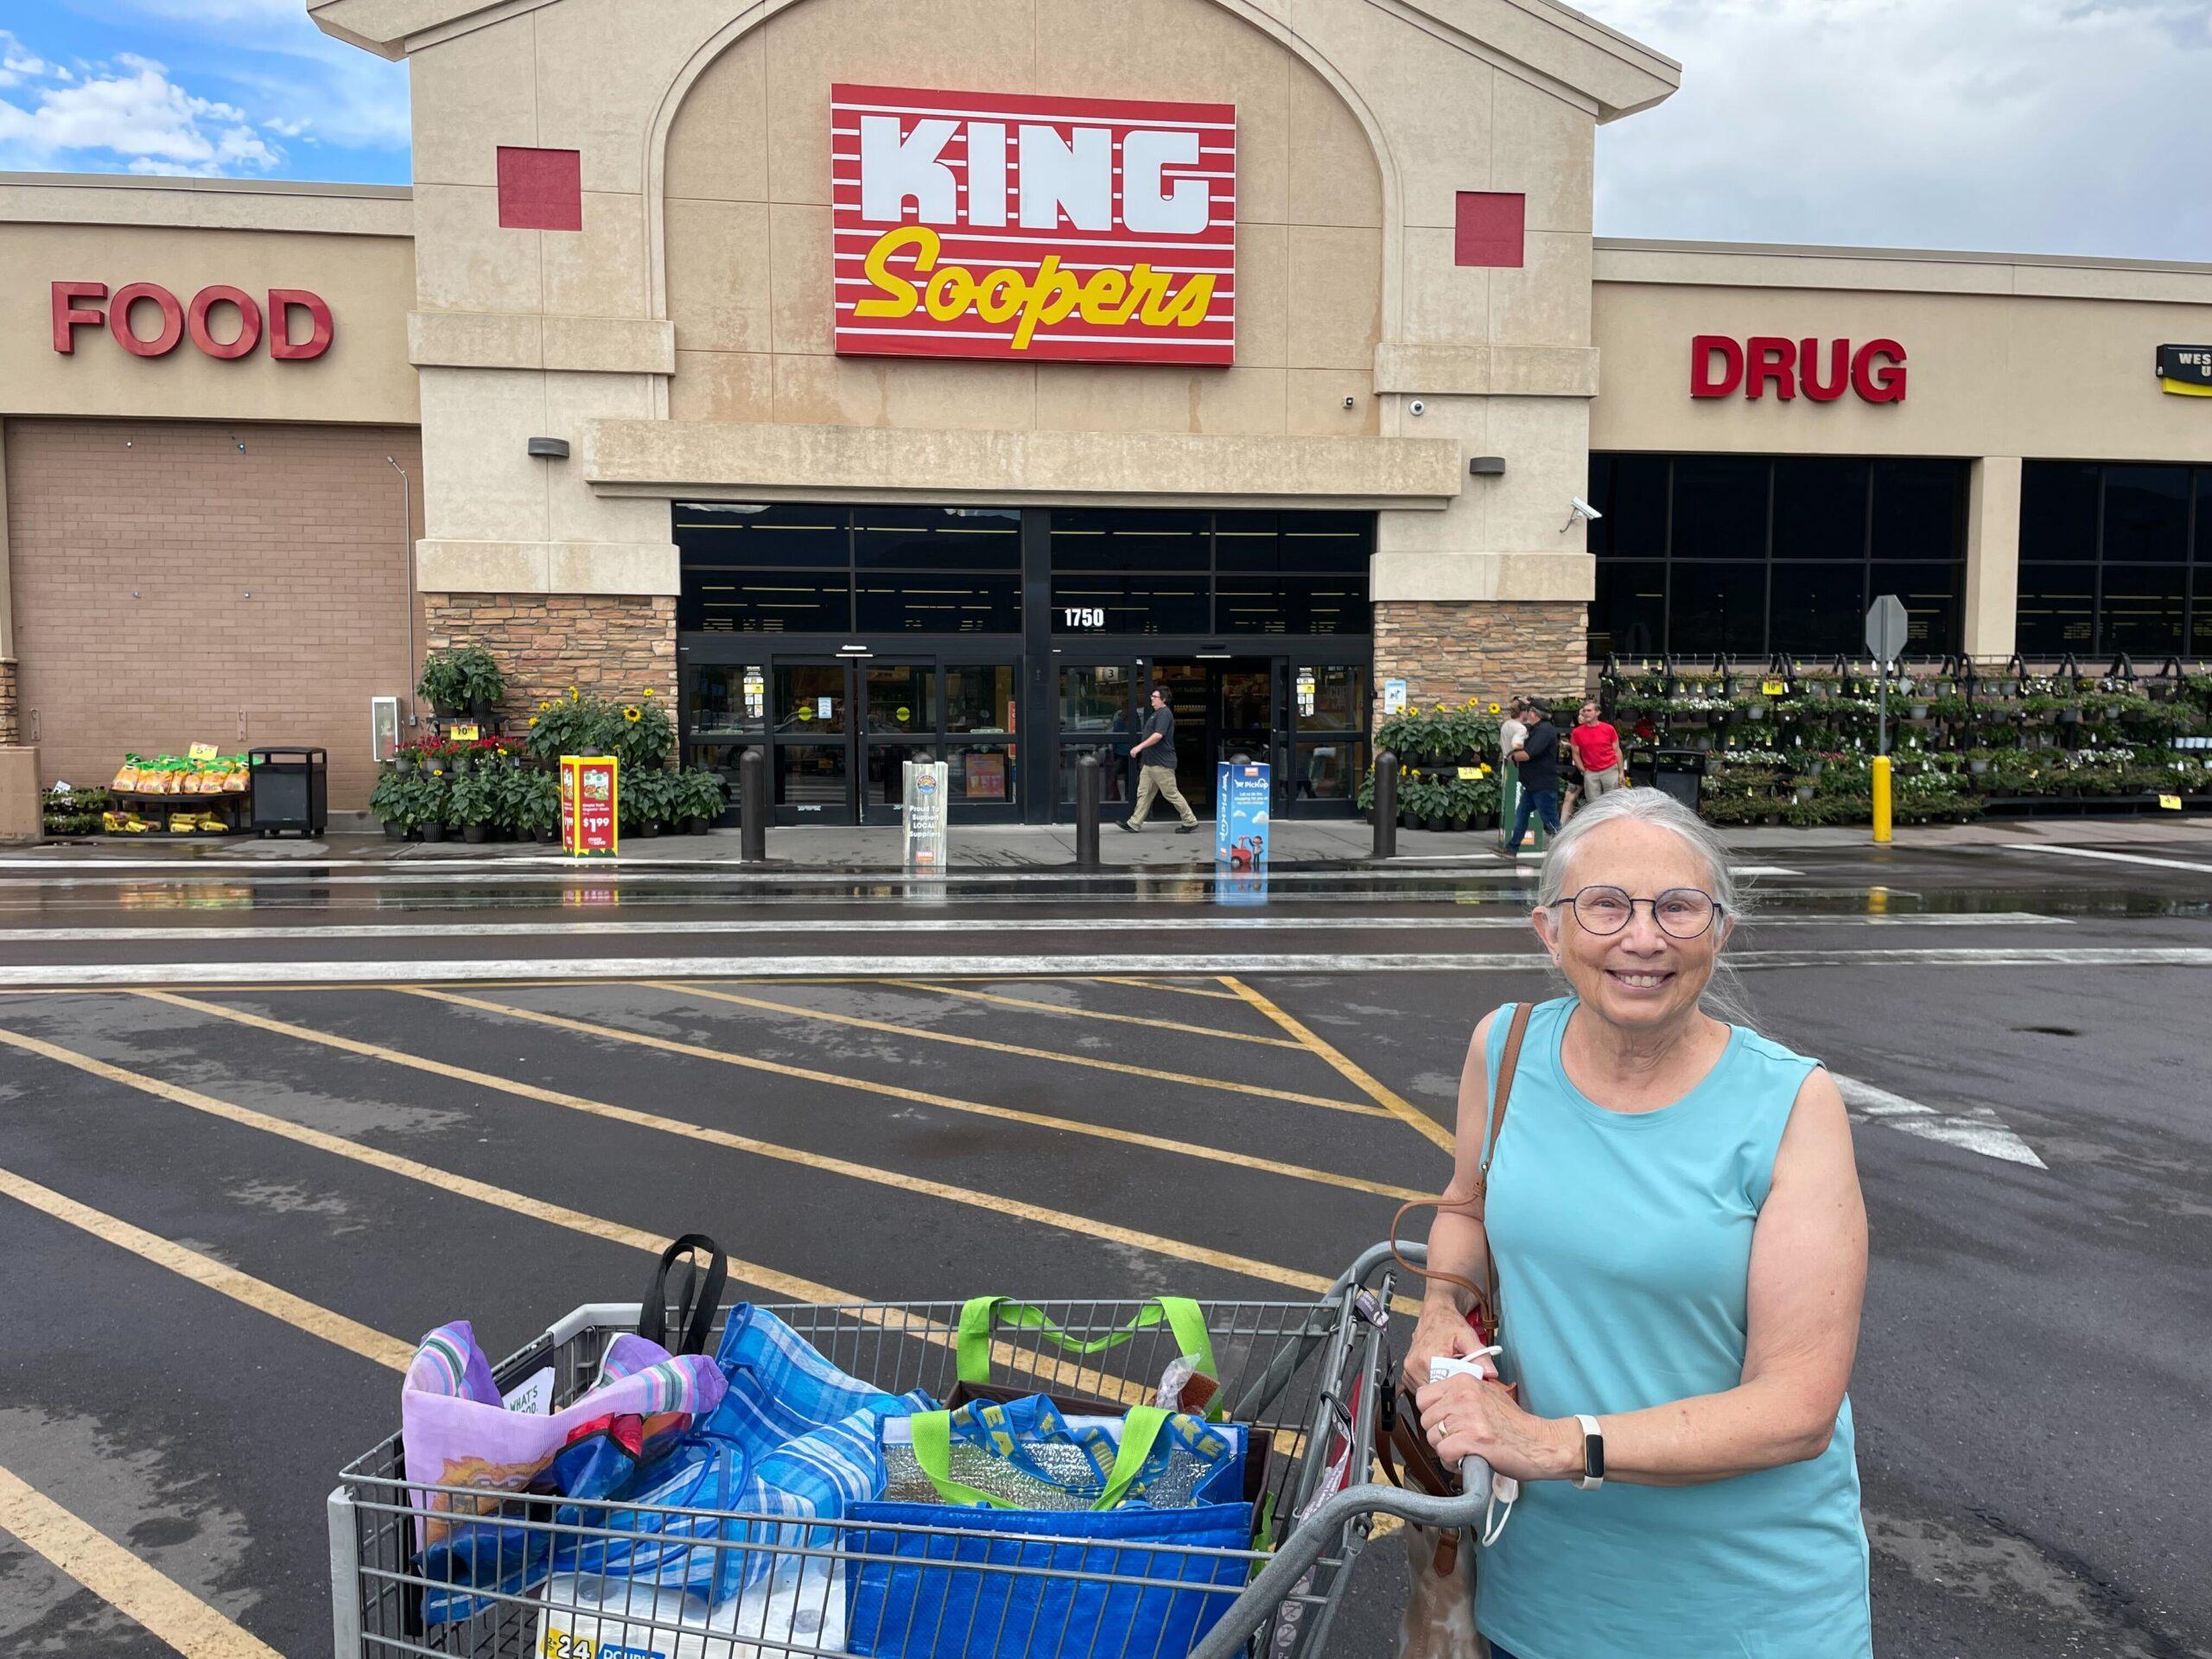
xmin=1216 ymin=760 xmax=1271 ymax=870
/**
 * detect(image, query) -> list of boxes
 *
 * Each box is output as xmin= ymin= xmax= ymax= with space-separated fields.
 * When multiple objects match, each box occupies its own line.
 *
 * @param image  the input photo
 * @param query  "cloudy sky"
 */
xmin=3 ymin=0 xmax=2209 ymax=261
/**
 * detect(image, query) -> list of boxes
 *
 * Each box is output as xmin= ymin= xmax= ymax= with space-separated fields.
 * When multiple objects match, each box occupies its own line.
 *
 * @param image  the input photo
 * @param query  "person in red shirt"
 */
xmin=1565 ymin=699 xmax=1624 ymax=817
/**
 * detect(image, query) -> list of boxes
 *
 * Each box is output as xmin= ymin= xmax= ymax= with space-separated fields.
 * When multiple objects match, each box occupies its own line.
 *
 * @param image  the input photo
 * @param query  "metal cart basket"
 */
xmin=329 ymin=1243 xmax=1484 ymax=1659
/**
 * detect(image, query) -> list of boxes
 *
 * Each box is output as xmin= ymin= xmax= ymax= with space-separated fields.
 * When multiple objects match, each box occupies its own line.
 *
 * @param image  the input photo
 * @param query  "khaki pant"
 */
xmin=1128 ymin=763 xmax=1198 ymax=827
xmin=1580 ymin=764 xmax=1624 ymax=799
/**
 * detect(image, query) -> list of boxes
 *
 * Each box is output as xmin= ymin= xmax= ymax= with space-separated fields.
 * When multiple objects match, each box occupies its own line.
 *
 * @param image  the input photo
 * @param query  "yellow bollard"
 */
xmin=1872 ymin=754 xmax=1893 ymax=843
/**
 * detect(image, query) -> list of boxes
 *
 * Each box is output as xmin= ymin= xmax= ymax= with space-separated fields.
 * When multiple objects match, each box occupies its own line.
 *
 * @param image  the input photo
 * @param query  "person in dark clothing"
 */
xmin=1506 ymin=701 xmax=1563 ymax=855
xmin=1122 ymin=686 xmax=1199 ymax=832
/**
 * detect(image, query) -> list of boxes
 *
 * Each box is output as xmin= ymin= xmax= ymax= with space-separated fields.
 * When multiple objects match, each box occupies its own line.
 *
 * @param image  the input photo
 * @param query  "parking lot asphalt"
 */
xmin=0 ymin=839 xmax=2207 ymax=1657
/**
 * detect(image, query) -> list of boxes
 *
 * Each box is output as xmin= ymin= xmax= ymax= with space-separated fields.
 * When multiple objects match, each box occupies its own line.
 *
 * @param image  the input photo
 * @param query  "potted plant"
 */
xmin=418 ymin=772 xmax=449 ymax=841
xmin=417 ymin=646 xmax=505 ymax=721
xmin=368 ymin=769 xmax=410 ymax=839
xmin=620 ymin=768 xmax=665 ymax=837
xmin=526 ymin=687 xmax=622 ymax=766
xmin=448 ymin=770 xmax=498 ymax=843
xmin=681 ymin=767 xmax=726 ymax=832
xmin=513 ymin=770 xmax=561 ymax=843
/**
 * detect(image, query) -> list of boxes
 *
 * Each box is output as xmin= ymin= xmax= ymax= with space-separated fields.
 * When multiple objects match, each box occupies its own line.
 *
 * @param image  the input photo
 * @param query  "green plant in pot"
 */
xmin=682 ymin=766 xmax=727 ymax=831
xmin=620 ymin=766 xmax=671 ymax=836
xmin=448 ymin=770 xmax=499 ymax=844
xmin=512 ymin=770 xmax=561 ymax=842
xmin=415 ymin=772 xmax=451 ymax=841
xmin=417 ymin=646 xmax=505 ymax=721
xmin=614 ymin=691 xmax=677 ymax=772
xmin=368 ymin=770 xmax=411 ymax=838
xmin=527 ymin=688 xmax=622 ymax=765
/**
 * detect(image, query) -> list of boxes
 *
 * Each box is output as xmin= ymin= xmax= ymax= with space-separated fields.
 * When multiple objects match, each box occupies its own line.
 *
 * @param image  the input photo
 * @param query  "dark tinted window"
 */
xmin=675 ymin=503 xmax=849 ymax=569
xmin=1771 ymin=459 xmax=1867 ymax=562
xmin=1588 ymin=454 xmax=1669 ymax=561
xmin=1870 ymin=461 xmax=1965 ymax=561
xmin=2098 ymin=563 xmax=2186 ymax=654
xmin=1589 ymin=562 xmax=1665 ymax=658
xmin=2102 ymin=465 xmax=2190 ymax=563
xmin=679 ymin=573 xmax=852 ymax=633
xmin=1670 ymin=457 xmax=1767 ymax=561
xmin=2019 ymin=462 xmax=2101 ymax=563
xmin=1050 ymin=575 xmax=1210 ymax=634
xmin=2015 ymin=566 xmax=2096 ymax=655
xmin=1213 ymin=511 xmax=1371 ymax=571
xmin=854 ymin=507 xmax=1020 ymax=570
xmin=1770 ymin=563 xmax=1865 ymax=655
xmin=1877 ymin=564 xmax=1964 ymax=654
xmin=855 ymin=574 xmax=1021 ymax=632
xmin=1669 ymin=563 xmax=1767 ymax=655
xmin=1050 ymin=508 xmax=1209 ymax=570
xmin=1217 ymin=576 xmax=1371 ymax=635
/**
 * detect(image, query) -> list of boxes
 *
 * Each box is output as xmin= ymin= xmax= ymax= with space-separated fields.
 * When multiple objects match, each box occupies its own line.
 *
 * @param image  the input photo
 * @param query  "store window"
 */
xmin=1050 ymin=508 xmax=1371 ymax=636
xmin=2016 ymin=461 xmax=2210 ymax=657
xmin=1586 ymin=454 xmax=1967 ymax=660
xmin=676 ymin=504 xmax=1025 ymax=634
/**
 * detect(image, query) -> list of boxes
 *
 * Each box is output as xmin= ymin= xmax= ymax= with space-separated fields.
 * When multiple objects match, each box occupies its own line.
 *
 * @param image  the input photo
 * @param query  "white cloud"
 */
xmin=0 ymin=54 xmax=282 ymax=173
xmin=0 ymin=29 xmax=57 ymax=86
xmin=1592 ymin=0 xmax=2212 ymax=261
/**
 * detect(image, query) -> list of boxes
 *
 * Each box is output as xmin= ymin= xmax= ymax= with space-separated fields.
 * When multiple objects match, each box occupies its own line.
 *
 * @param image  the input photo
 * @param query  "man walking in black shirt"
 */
xmin=1506 ymin=699 xmax=1562 ymax=855
xmin=1122 ymin=686 xmax=1199 ymax=833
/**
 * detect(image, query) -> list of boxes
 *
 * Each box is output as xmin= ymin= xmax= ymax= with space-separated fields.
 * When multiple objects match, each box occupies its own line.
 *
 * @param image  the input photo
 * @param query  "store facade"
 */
xmin=3 ymin=0 xmax=2210 ymax=828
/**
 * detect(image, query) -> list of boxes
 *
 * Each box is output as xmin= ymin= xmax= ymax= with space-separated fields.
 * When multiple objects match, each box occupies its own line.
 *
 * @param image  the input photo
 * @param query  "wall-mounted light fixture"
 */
xmin=1470 ymin=455 xmax=1507 ymax=477
xmin=526 ymin=436 xmax=570 ymax=460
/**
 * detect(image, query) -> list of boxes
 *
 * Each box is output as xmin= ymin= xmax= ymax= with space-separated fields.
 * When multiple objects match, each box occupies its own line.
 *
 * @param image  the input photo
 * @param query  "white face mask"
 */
xmin=1427 ymin=1351 xmax=1518 ymax=1547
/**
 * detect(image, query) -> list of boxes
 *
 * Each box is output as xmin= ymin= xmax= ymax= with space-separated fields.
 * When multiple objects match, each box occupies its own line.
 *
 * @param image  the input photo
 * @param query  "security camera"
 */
xmin=1561 ymin=497 xmax=1604 ymax=533
xmin=1408 ymin=399 xmax=1426 ymax=416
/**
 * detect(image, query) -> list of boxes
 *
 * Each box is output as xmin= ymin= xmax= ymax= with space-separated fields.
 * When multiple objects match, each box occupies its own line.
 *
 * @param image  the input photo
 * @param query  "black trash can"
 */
xmin=249 ymin=747 xmax=328 ymax=837
xmin=1649 ymin=747 xmax=1705 ymax=811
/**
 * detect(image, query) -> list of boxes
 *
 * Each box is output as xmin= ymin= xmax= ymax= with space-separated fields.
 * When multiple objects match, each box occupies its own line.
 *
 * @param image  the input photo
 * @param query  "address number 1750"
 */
xmin=1063 ymin=607 xmax=1106 ymax=629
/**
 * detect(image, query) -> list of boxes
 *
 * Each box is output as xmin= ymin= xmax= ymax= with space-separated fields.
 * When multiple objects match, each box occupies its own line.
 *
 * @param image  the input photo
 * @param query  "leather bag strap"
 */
xmin=1389 ymin=1000 xmax=1535 ymax=1330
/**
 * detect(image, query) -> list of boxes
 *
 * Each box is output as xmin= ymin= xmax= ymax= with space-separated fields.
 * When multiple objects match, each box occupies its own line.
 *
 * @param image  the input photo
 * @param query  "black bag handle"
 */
xmin=637 ymin=1233 xmax=727 ymax=1357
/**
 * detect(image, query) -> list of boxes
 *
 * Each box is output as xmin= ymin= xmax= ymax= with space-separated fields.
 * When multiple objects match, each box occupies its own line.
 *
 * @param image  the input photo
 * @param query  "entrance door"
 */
xmin=772 ymin=660 xmax=855 ymax=824
xmin=1144 ymin=658 xmax=1287 ymax=817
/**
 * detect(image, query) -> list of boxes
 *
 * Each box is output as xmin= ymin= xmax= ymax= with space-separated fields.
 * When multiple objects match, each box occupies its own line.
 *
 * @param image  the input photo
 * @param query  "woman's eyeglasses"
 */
xmin=1561 ymin=886 xmax=1721 ymax=939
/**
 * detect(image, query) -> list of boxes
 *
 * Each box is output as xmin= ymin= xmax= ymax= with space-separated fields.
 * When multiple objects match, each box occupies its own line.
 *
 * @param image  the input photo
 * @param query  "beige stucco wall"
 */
xmin=315 ymin=0 xmax=1679 ymax=605
xmin=1589 ymin=242 xmax=2212 ymax=463
xmin=0 ymin=175 xmax=418 ymax=426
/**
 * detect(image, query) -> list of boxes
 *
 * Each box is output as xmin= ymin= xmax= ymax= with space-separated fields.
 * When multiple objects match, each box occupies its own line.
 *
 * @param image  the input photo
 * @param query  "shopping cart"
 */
xmin=328 ymin=1242 xmax=1484 ymax=1659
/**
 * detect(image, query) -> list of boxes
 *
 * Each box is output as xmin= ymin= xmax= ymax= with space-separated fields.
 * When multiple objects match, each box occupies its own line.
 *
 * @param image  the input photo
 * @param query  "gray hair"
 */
xmin=1535 ymin=787 xmax=1756 ymax=1027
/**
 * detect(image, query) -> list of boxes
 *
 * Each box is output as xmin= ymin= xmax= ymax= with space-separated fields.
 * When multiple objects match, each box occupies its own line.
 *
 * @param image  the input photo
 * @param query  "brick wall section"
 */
xmin=1372 ymin=599 xmax=1588 ymax=721
xmin=423 ymin=594 xmax=677 ymax=727
xmin=0 ymin=660 xmax=16 ymax=747
xmin=5 ymin=419 xmax=422 ymax=811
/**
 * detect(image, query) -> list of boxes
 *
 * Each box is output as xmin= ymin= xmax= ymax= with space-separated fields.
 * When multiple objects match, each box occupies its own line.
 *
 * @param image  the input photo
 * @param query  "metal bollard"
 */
xmin=1371 ymin=749 xmax=1398 ymax=861
xmin=739 ymin=747 xmax=768 ymax=863
xmin=1075 ymin=751 xmax=1102 ymax=869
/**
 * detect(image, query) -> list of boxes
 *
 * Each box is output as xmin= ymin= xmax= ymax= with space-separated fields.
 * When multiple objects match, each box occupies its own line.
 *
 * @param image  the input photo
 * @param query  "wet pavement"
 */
xmin=0 ymin=835 xmax=2207 ymax=1656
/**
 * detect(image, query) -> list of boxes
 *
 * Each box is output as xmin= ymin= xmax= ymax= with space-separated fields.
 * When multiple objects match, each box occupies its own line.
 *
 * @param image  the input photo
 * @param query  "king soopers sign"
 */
xmin=832 ymin=84 xmax=1236 ymax=365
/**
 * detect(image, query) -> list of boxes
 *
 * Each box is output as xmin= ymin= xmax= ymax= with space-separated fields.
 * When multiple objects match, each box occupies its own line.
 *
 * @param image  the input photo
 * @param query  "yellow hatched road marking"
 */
xmin=146 ymin=988 xmax=1421 ymax=1205
xmin=128 ymin=991 xmax=1363 ymax=1297
xmin=878 ymin=979 xmax=1305 ymax=1049
xmin=661 ymin=981 xmax=1379 ymax=1115
xmin=0 ymin=1165 xmax=413 ymax=1371
xmin=1220 ymin=976 xmax=1457 ymax=1157
xmin=1094 ymin=976 xmax=1249 ymax=1001
xmin=0 ymin=1038 xmax=1168 ymax=1412
xmin=0 ymin=1464 xmax=284 ymax=1659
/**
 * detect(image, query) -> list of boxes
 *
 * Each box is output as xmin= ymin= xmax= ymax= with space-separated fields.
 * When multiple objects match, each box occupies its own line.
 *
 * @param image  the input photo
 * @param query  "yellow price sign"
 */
xmin=448 ymin=723 xmax=480 ymax=741
xmin=1760 ymin=679 xmax=1786 ymax=697
xmin=188 ymin=741 xmax=219 ymax=762
xmin=2159 ymin=793 xmax=2183 ymax=810
xmin=1457 ymin=766 xmax=1481 ymax=780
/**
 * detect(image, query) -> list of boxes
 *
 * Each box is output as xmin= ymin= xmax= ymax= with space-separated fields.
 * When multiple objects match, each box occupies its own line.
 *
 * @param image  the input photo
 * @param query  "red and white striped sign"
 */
xmin=831 ymin=84 xmax=1236 ymax=365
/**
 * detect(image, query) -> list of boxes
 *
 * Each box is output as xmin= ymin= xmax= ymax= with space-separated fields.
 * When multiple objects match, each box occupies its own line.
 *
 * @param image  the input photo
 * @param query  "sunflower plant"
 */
xmin=613 ymin=690 xmax=677 ymax=770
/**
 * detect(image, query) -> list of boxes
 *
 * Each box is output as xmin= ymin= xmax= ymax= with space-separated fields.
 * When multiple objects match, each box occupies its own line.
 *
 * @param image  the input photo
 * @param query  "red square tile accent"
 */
xmin=496 ymin=146 xmax=582 ymax=232
xmin=1454 ymin=191 xmax=1526 ymax=268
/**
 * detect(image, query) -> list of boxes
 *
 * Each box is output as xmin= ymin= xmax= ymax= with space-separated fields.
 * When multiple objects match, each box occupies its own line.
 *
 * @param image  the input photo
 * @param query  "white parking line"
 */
xmin=2002 ymin=843 xmax=2212 ymax=875
xmin=1835 ymin=1076 xmax=2046 ymax=1168
xmin=0 ymin=912 xmax=2068 ymax=944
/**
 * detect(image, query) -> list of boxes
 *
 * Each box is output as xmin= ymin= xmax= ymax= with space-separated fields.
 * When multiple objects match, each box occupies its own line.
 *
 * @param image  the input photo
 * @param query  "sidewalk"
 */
xmin=13 ymin=813 xmax=2212 ymax=868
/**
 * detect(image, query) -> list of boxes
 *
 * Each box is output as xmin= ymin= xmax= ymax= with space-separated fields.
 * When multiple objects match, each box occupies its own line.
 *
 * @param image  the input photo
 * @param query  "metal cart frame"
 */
xmin=328 ymin=1243 xmax=1484 ymax=1659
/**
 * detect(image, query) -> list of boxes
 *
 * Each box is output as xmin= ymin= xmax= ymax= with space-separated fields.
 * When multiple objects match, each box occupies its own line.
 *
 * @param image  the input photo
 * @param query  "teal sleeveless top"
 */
xmin=1474 ymin=997 xmax=1872 ymax=1659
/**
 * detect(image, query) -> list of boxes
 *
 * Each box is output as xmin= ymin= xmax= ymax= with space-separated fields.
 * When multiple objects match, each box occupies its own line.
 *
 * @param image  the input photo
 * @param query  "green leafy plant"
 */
xmin=447 ymin=770 xmax=499 ymax=828
xmin=679 ymin=767 xmax=728 ymax=823
xmin=526 ymin=689 xmax=623 ymax=764
xmin=417 ymin=646 xmax=505 ymax=713
xmin=613 ymin=692 xmax=677 ymax=771
xmin=511 ymin=770 xmax=560 ymax=837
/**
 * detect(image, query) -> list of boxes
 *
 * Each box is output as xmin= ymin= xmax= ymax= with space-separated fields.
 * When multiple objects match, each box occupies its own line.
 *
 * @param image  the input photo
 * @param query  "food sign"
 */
xmin=559 ymin=754 xmax=619 ymax=858
xmin=833 ymin=84 xmax=1236 ymax=365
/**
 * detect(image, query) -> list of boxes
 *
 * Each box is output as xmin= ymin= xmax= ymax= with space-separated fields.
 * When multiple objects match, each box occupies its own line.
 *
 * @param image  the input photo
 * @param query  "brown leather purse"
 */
xmin=1380 ymin=1000 xmax=1533 ymax=1574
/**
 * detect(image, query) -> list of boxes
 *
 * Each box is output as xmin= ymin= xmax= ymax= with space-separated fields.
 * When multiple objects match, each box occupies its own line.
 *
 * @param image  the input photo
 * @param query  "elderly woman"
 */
xmin=1405 ymin=787 xmax=1872 ymax=1658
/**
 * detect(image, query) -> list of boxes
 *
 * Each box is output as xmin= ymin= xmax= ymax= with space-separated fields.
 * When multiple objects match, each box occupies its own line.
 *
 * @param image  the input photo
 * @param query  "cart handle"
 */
xmin=1185 ymin=1478 xmax=1491 ymax=1659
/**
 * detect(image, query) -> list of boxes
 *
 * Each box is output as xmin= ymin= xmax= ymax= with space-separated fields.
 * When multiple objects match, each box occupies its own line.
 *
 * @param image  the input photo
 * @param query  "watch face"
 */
xmin=1586 ymin=1429 xmax=1605 ymax=1482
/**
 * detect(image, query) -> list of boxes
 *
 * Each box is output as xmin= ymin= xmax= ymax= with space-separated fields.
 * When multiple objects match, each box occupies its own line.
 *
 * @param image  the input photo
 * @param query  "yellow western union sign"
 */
xmin=2158 ymin=344 xmax=2212 ymax=397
